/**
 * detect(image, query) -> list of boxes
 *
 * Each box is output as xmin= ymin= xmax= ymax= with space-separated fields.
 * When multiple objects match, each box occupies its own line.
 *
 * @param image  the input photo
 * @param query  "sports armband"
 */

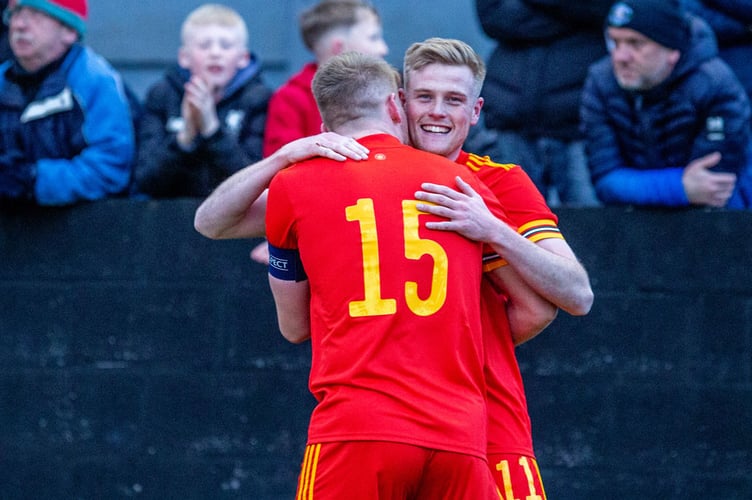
xmin=268 ymin=243 xmax=308 ymax=282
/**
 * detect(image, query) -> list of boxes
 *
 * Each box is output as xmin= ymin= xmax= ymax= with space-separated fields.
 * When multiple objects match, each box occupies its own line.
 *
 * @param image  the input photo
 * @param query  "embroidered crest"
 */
xmin=608 ymin=2 xmax=634 ymax=27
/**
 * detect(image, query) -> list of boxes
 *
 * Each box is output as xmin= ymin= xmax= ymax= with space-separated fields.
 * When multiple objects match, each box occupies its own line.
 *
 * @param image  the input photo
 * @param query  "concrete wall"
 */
xmin=1 ymin=200 xmax=750 ymax=499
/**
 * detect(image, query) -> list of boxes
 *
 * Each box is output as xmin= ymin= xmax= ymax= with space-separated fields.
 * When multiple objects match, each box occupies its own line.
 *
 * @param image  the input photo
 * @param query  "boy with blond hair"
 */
xmin=134 ymin=3 xmax=272 ymax=198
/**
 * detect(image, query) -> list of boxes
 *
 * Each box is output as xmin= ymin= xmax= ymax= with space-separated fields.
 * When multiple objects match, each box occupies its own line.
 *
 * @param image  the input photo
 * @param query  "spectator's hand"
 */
xmin=278 ymin=132 xmax=370 ymax=165
xmin=0 ymin=158 xmax=35 ymax=200
xmin=682 ymin=152 xmax=737 ymax=207
xmin=183 ymin=75 xmax=220 ymax=138
xmin=415 ymin=176 xmax=504 ymax=242
xmin=177 ymin=92 xmax=199 ymax=148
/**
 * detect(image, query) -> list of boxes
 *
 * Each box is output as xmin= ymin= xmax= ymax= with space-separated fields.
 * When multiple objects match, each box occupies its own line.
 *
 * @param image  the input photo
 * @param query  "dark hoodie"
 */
xmin=134 ymin=54 xmax=272 ymax=198
xmin=477 ymin=0 xmax=615 ymax=141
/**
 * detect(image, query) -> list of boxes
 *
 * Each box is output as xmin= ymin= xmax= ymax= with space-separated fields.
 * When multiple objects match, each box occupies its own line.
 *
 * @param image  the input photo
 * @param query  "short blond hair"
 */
xmin=403 ymin=37 xmax=486 ymax=100
xmin=181 ymin=3 xmax=248 ymax=47
xmin=312 ymin=51 xmax=400 ymax=131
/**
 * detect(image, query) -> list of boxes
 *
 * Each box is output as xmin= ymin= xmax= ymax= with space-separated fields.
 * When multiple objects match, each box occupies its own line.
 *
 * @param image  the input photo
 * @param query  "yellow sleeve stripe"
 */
xmin=528 ymin=231 xmax=565 ymax=243
xmin=464 ymin=153 xmax=517 ymax=172
xmin=483 ymin=254 xmax=508 ymax=272
xmin=518 ymin=218 xmax=564 ymax=242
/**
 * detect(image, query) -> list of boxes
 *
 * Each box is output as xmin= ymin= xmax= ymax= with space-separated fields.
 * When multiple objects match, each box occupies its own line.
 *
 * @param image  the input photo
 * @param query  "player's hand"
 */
xmin=682 ymin=152 xmax=736 ymax=207
xmin=279 ymin=132 xmax=369 ymax=165
xmin=415 ymin=176 xmax=500 ymax=242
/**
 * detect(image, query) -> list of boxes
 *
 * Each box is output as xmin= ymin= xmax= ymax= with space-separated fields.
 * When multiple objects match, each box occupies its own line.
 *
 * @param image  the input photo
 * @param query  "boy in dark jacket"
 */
xmin=134 ymin=3 xmax=272 ymax=198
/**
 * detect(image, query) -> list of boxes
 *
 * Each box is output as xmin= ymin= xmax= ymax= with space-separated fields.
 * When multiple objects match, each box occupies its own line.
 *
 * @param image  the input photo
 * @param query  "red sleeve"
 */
xmin=461 ymin=152 xmax=564 ymax=243
xmin=265 ymin=171 xmax=298 ymax=249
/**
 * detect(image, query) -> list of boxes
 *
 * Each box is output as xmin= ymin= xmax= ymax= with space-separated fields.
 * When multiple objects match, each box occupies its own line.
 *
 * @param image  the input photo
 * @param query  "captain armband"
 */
xmin=268 ymin=243 xmax=308 ymax=282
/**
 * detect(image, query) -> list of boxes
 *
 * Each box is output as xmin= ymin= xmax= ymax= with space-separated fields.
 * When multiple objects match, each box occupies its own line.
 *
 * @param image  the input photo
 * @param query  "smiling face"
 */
xmin=402 ymin=63 xmax=482 ymax=161
xmin=178 ymin=24 xmax=249 ymax=91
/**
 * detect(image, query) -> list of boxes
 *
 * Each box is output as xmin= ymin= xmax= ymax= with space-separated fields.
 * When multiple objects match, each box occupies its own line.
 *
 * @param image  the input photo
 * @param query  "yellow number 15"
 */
xmin=345 ymin=198 xmax=448 ymax=318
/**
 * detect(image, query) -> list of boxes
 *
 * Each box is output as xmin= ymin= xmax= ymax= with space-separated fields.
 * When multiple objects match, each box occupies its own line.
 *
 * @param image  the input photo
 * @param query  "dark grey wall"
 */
xmin=86 ymin=0 xmax=493 ymax=98
xmin=1 ymin=201 xmax=750 ymax=499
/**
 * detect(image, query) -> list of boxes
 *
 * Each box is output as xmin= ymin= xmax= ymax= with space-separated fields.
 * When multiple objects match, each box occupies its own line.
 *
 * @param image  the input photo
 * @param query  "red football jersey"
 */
xmin=267 ymin=135 xmax=509 ymax=459
xmin=457 ymin=151 xmax=564 ymax=457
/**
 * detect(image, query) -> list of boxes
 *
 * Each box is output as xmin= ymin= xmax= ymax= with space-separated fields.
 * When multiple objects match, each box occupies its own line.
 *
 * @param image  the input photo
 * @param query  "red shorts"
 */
xmin=487 ymin=453 xmax=547 ymax=500
xmin=296 ymin=441 xmax=498 ymax=500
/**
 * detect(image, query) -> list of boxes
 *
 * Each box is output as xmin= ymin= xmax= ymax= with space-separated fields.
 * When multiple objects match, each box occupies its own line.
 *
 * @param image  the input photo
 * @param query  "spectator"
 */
xmin=261 ymin=0 xmax=388 ymax=158
xmin=582 ymin=0 xmax=751 ymax=209
xmin=133 ymin=3 xmax=272 ymax=198
xmin=0 ymin=0 xmax=10 ymax=62
xmin=473 ymin=0 xmax=612 ymax=207
xmin=0 ymin=0 xmax=134 ymax=205
xmin=266 ymin=52 xmax=502 ymax=497
xmin=250 ymin=0 xmax=388 ymax=263
xmin=682 ymin=0 xmax=752 ymax=102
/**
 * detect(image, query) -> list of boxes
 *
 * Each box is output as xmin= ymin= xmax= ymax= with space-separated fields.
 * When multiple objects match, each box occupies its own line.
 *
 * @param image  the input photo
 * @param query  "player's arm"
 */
xmin=414 ymin=176 xmax=556 ymax=344
xmin=268 ymin=276 xmax=311 ymax=344
xmin=416 ymin=176 xmax=594 ymax=317
xmin=267 ymin=244 xmax=311 ymax=343
xmin=487 ymin=265 xmax=558 ymax=345
xmin=194 ymin=132 xmax=369 ymax=240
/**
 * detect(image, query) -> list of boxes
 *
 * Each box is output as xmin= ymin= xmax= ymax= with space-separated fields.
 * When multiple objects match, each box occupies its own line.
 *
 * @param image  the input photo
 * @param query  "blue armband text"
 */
xmin=268 ymin=243 xmax=308 ymax=282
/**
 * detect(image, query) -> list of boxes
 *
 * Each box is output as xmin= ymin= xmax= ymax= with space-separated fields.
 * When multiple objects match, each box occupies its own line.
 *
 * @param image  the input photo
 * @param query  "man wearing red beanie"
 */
xmin=0 ymin=0 xmax=134 ymax=205
xmin=10 ymin=0 xmax=86 ymax=36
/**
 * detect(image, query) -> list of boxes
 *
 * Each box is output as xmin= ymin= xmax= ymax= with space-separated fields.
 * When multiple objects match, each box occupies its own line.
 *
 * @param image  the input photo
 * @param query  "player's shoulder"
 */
xmin=459 ymin=151 xmax=519 ymax=174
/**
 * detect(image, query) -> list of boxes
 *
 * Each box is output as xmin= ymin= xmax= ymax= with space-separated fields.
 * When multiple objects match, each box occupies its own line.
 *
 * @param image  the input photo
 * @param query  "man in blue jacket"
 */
xmin=581 ymin=0 xmax=751 ymax=208
xmin=0 ymin=0 xmax=134 ymax=206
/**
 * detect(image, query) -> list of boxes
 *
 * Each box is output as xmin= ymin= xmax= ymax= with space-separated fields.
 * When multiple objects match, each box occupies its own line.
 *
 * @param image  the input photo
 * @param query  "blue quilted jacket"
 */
xmin=581 ymin=15 xmax=751 ymax=207
xmin=0 ymin=43 xmax=134 ymax=205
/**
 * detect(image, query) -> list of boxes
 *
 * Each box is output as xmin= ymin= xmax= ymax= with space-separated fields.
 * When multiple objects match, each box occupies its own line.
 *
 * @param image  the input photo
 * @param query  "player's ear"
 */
xmin=471 ymin=97 xmax=484 ymax=126
xmin=387 ymin=93 xmax=403 ymax=124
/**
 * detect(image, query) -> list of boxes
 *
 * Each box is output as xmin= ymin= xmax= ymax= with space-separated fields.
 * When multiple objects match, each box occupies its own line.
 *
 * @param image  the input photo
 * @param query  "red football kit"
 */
xmin=266 ymin=135 xmax=508 ymax=498
xmin=458 ymin=151 xmax=562 ymax=499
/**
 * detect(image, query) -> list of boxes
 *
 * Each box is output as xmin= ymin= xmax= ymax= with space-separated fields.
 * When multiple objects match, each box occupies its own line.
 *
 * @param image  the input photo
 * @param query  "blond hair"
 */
xmin=312 ymin=51 xmax=400 ymax=131
xmin=403 ymin=37 xmax=486 ymax=99
xmin=181 ymin=3 xmax=248 ymax=47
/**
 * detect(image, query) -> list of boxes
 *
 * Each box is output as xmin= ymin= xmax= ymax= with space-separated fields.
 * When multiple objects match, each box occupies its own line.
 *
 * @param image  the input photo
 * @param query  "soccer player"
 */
xmin=402 ymin=37 xmax=593 ymax=497
xmin=266 ymin=51 xmax=501 ymax=497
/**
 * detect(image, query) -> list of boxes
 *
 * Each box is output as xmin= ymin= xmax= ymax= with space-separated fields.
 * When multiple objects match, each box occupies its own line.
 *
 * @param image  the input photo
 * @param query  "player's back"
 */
xmin=266 ymin=133 xmax=491 ymax=457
